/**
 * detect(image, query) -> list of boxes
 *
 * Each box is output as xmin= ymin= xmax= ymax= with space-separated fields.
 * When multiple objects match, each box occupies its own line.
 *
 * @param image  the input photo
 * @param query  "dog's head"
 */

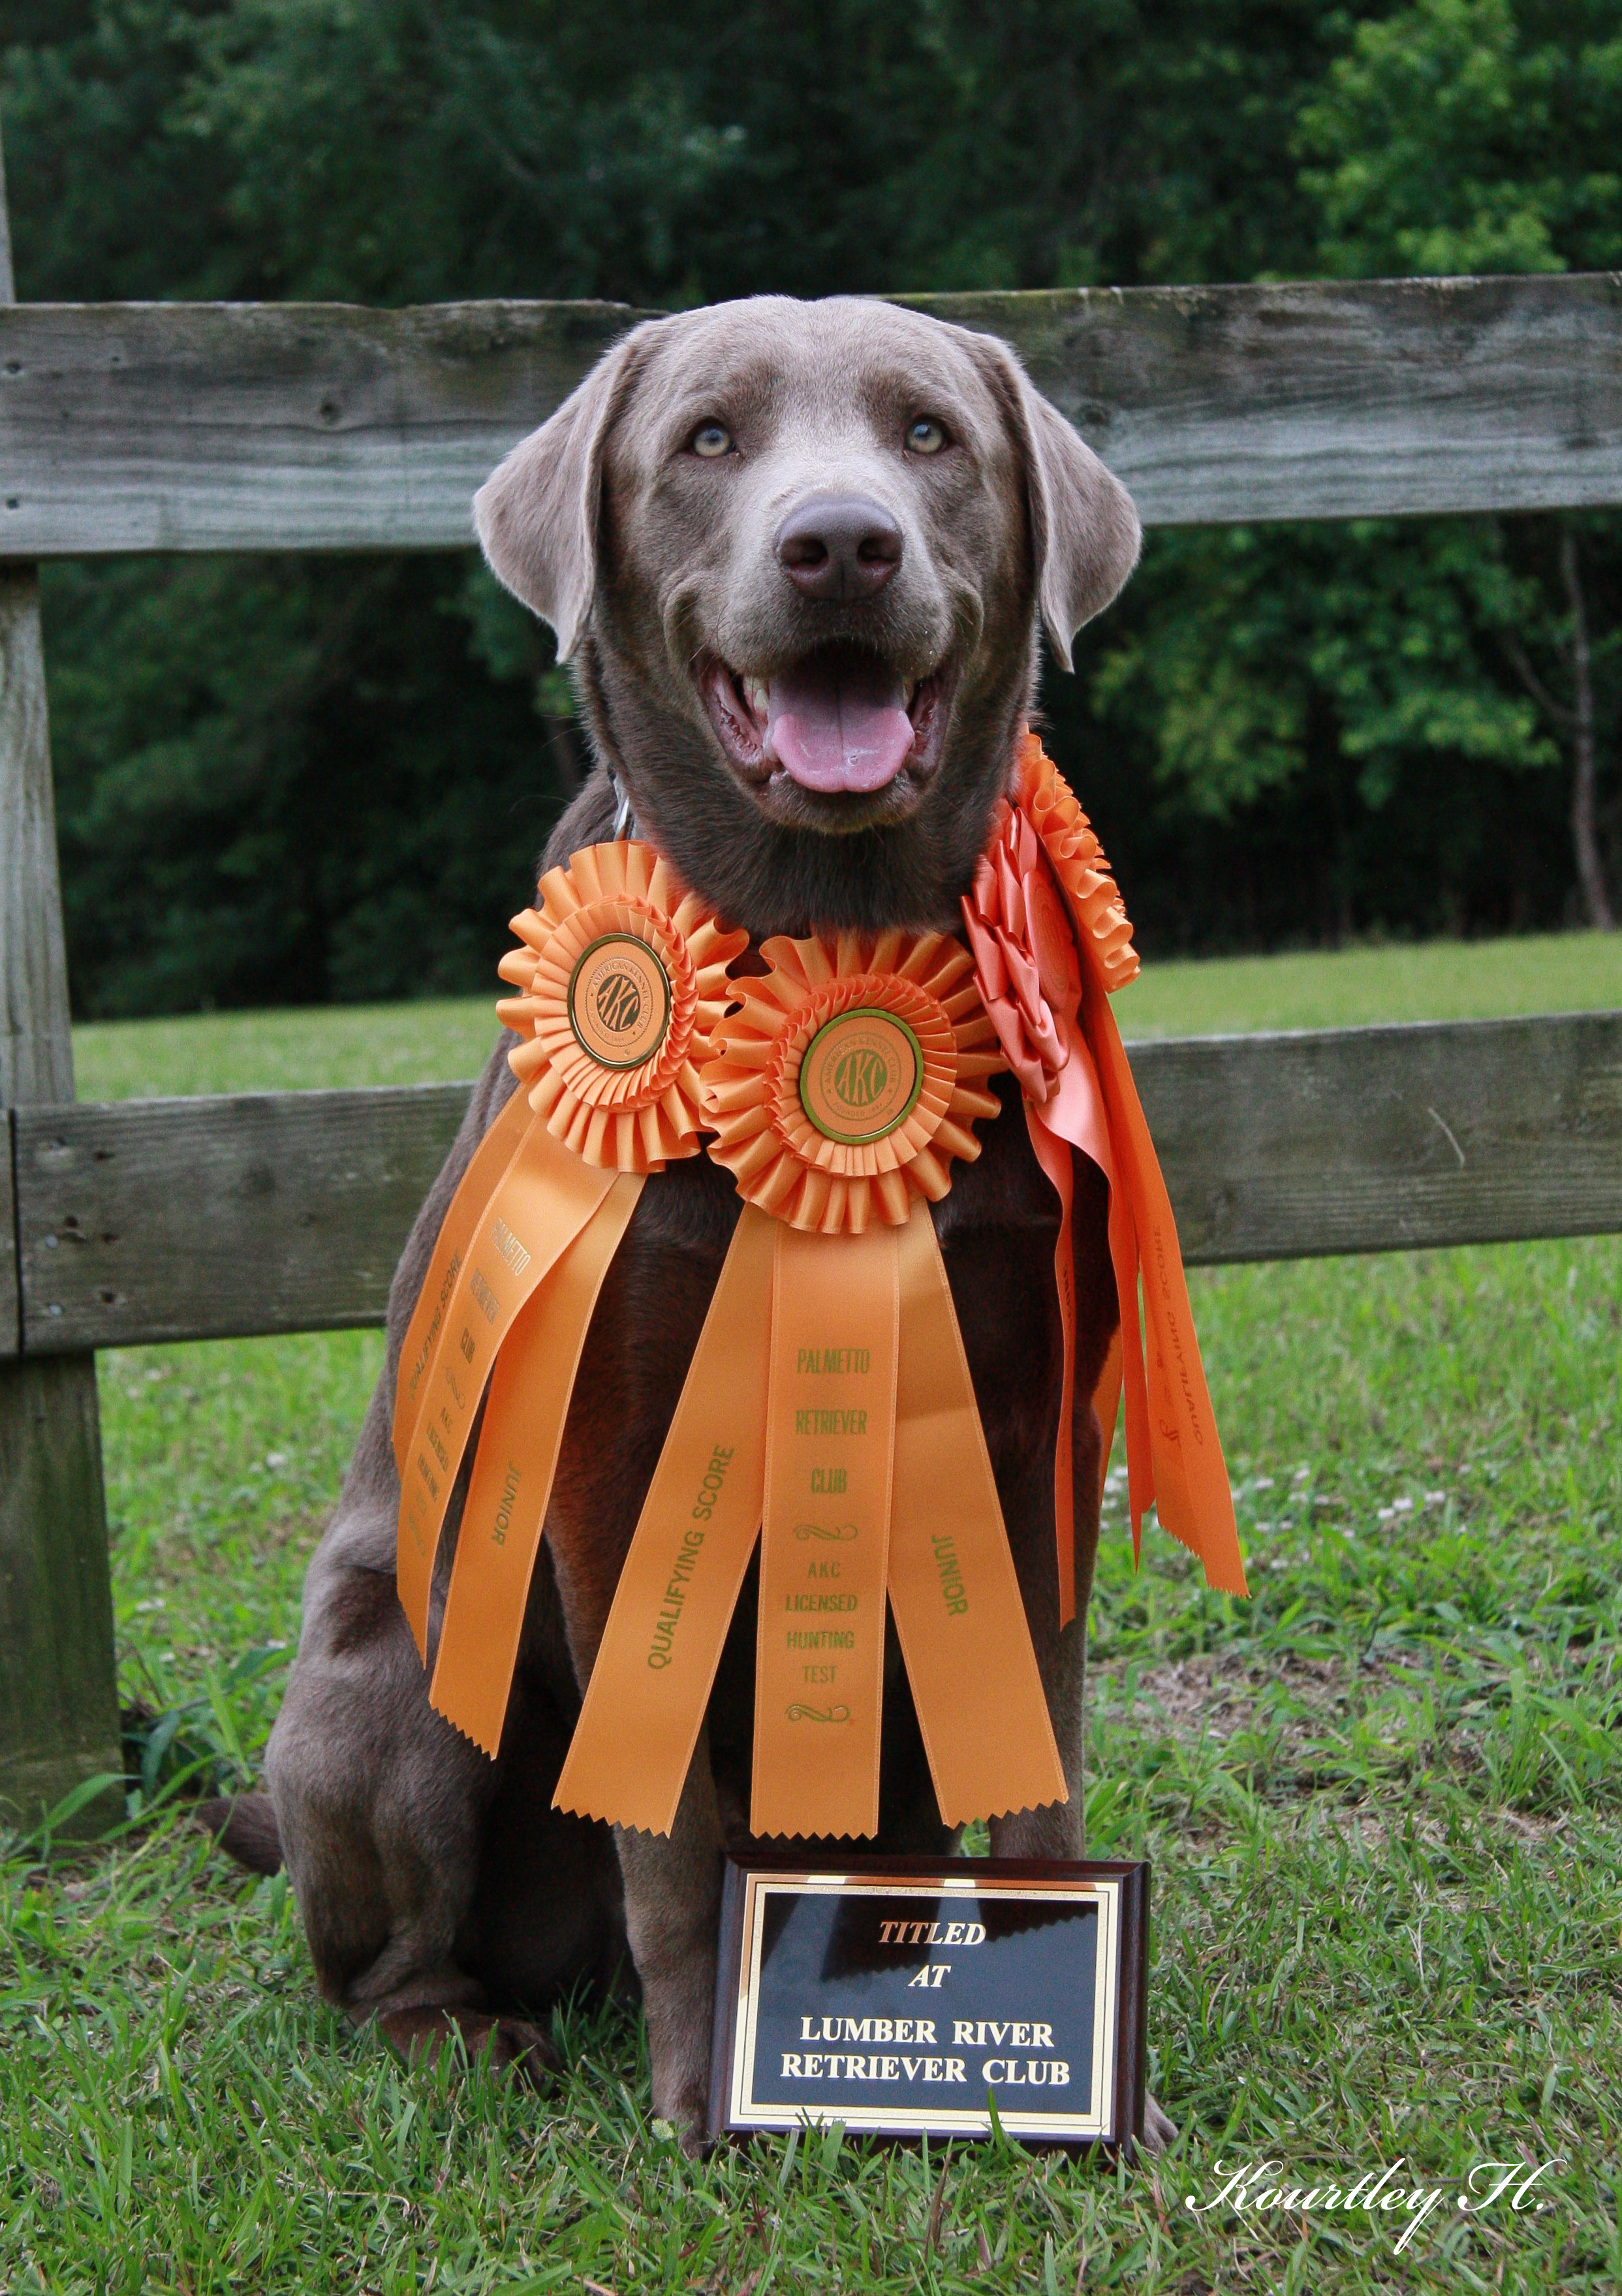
xmin=476 ymin=295 xmax=1138 ymax=936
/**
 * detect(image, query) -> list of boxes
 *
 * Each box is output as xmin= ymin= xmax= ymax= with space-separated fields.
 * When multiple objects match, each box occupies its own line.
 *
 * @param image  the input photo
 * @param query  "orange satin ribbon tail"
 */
xmin=553 ymin=1206 xmax=776 ymax=1834
xmin=1022 ymin=1108 xmax=1078 ymax=1626
xmin=752 ymin=1219 xmax=899 ymax=1840
xmin=1019 ymin=1008 xmax=1119 ymax=1622
xmin=395 ymin=1117 xmax=621 ymax=1657
xmin=886 ymin=1203 xmax=1067 ymax=1823
xmin=392 ymin=1086 xmax=535 ymax=1472
xmin=428 ymin=1172 xmax=645 ymax=1754
xmin=1082 ymin=973 xmax=1247 ymax=1596
xmin=1092 ymin=1329 xmax=1124 ymax=1502
xmin=1008 ymin=732 xmax=1243 ymax=1597
xmin=1107 ymin=1141 xmax=1153 ymax=1565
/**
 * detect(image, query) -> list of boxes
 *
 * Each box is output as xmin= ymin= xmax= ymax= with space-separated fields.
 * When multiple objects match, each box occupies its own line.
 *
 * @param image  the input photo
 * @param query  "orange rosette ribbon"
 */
xmin=702 ymin=930 xmax=1002 ymax=1231
xmin=391 ymin=841 xmax=745 ymax=1757
xmin=964 ymin=732 xmax=1246 ymax=1615
xmin=497 ymin=841 xmax=741 ymax=1172
xmin=554 ymin=930 xmax=1070 ymax=1844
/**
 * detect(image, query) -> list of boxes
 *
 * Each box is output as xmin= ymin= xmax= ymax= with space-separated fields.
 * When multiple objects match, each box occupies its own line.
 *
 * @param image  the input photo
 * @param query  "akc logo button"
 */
xmin=799 ymin=1009 xmax=924 ymax=1145
xmin=567 ymin=934 xmax=672 ymax=1069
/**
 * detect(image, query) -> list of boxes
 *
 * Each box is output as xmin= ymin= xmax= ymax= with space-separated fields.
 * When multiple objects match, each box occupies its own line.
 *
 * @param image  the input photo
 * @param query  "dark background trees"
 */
xmin=3 ymin=0 xmax=1617 ymax=1016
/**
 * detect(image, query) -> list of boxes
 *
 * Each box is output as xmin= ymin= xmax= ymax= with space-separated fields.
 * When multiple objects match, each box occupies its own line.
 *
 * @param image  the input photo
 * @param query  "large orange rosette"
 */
xmin=702 ymin=930 xmax=1002 ymax=1231
xmin=963 ymin=732 xmax=1247 ymax=1614
xmin=392 ymin=841 xmax=745 ymax=1755
xmin=554 ymin=931 xmax=1070 ymax=1842
xmin=497 ymin=840 xmax=742 ymax=1172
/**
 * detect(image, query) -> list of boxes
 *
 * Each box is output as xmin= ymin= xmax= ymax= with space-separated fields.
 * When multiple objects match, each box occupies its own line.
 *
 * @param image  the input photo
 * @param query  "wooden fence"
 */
xmin=2 ymin=166 xmax=1619 ymax=1820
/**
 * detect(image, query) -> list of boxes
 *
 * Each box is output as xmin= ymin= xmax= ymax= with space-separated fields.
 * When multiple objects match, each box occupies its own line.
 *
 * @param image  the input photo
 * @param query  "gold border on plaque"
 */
xmin=728 ymin=1873 xmax=1121 ymax=2141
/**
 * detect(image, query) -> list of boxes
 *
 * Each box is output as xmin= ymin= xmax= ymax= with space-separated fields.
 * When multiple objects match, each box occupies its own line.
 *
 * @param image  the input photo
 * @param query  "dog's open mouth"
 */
xmin=698 ymin=644 xmax=952 ymax=806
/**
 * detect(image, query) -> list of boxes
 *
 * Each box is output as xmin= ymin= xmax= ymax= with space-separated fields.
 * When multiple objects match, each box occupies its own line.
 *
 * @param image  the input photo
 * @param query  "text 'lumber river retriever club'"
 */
xmin=776 ymin=1919 xmax=1074 ymax=2089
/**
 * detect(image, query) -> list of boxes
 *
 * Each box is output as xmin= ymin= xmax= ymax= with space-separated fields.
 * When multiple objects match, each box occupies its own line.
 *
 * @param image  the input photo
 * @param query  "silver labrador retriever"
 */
xmin=215 ymin=295 xmax=1160 ymax=2149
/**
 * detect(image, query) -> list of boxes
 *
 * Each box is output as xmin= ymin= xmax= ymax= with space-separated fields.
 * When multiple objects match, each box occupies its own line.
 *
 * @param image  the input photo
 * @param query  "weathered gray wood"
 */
xmin=0 ymin=299 xmax=647 ymax=555
xmin=0 ymin=1110 xmax=16 ymax=1358
xmin=1 ymin=275 xmax=1620 ymax=557
xmin=1133 ymin=1009 xmax=1622 ymax=1263
xmin=16 ymin=1082 xmax=471 ymax=1349
xmin=920 ymin=276 xmax=1622 ymax=526
xmin=14 ymin=1011 xmax=1622 ymax=1354
xmin=0 ymin=567 xmax=74 ymax=1104
xmin=0 ymin=1353 xmax=121 ymax=1829
xmin=0 ymin=125 xmax=121 ymax=1832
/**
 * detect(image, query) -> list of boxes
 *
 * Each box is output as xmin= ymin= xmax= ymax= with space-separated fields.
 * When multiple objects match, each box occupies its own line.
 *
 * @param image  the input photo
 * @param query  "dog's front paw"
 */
xmin=652 ymin=2082 xmax=714 ymax=2158
xmin=1133 ymin=2090 xmax=1178 ymax=2157
xmin=378 ymin=2005 xmax=559 ymax=2088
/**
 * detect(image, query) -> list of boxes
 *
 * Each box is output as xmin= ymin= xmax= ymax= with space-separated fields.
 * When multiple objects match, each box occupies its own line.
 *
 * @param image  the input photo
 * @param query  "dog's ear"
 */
xmin=473 ymin=321 xmax=661 ymax=662
xmin=969 ymin=334 xmax=1142 ymax=672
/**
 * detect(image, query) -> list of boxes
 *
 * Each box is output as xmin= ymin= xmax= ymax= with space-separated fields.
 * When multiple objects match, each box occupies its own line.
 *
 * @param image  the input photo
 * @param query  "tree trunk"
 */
xmin=1559 ymin=529 xmax=1615 ymax=932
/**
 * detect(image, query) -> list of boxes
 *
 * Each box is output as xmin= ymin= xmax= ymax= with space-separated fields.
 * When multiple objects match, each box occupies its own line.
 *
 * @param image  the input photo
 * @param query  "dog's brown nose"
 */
xmin=775 ymin=495 xmax=903 ymax=600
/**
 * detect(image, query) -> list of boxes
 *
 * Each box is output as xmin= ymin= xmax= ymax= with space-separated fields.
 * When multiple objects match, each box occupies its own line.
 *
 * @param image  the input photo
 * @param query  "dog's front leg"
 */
xmin=613 ymin=1731 xmax=725 ymax=2149
xmin=987 ymin=1410 xmax=1178 ymax=2157
xmin=987 ymin=1383 xmax=1104 ymax=1863
xmin=988 ymin=1608 xmax=1089 ymax=1861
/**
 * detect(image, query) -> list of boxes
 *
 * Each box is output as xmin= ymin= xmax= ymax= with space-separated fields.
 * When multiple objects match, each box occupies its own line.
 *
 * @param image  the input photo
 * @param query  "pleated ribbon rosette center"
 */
xmin=552 ymin=928 xmax=1072 ymax=1841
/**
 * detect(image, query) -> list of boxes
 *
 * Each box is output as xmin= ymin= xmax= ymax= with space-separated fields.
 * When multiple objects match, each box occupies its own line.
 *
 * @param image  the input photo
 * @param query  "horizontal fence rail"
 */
xmin=1144 ymin=1009 xmax=1622 ymax=1263
xmin=7 ymin=1010 xmax=1620 ymax=1357
xmin=0 ymin=1133 xmax=16 ymax=1350
xmin=0 ymin=274 xmax=1619 ymax=557
xmin=8 ymin=1080 xmax=468 ymax=1353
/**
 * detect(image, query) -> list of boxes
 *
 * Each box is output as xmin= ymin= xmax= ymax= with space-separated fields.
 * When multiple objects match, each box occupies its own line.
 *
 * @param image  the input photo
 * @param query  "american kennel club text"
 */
xmin=777 ymin=1918 xmax=1074 ymax=2090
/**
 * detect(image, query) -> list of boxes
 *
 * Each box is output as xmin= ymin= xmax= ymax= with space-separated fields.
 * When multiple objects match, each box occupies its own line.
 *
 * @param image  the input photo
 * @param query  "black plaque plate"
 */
xmin=710 ymin=1855 xmax=1147 ymax=2146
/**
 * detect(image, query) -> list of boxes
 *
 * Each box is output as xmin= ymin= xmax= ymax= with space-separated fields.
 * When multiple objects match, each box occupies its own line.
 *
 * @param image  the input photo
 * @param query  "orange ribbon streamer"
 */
xmin=395 ymin=1119 xmax=621 ymax=1657
xmin=964 ymin=734 xmax=1247 ymax=1606
xmin=428 ymin=1171 xmax=644 ymax=1752
xmin=1084 ymin=965 xmax=1246 ymax=1591
xmin=394 ymin=839 xmax=741 ymax=1682
xmin=392 ymin=1082 xmax=535 ymax=1473
xmin=752 ymin=1217 xmax=899 ymax=1840
xmin=886 ymin=1201 xmax=1067 ymax=1825
xmin=553 ymin=1206 xmax=777 ymax=1834
xmin=1017 ymin=1014 xmax=1116 ymax=1622
xmin=557 ymin=932 xmax=1066 ymax=1840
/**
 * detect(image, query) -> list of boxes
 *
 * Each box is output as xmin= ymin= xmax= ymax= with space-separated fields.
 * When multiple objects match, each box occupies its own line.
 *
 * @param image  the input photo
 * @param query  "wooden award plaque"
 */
xmin=710 ymin=1855 xmax=1148 ymax=2148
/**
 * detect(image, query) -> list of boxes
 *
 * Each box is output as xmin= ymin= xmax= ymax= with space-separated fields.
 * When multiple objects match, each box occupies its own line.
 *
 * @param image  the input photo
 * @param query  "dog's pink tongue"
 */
xmin=765 ymin=656 xmax=914 ymax=793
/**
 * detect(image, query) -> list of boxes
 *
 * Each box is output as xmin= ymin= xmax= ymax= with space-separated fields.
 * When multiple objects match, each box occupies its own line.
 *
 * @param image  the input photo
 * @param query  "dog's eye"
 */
xmin=691 ymin=422 xmax=734 ymax=458
xmin=906 ymin=418 xmax=948 ymax=456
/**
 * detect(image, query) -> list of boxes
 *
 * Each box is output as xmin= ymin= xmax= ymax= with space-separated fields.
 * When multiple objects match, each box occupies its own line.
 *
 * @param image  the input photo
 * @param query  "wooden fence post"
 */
xmin=0 ymin=130 xmax=121 ymax=1831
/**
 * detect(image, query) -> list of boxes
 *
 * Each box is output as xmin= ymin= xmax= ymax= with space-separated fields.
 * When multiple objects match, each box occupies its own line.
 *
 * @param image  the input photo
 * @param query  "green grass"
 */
xmin=72 ymin=996 xmax=507 ymax=1101
xmin=1115 ymin=927 xmax=1622 ymax=1040
xmin=70 ymin=928 xmax=1622 ymax=1101
xmin=5 ymin=935 xmax=1619 ymax=2293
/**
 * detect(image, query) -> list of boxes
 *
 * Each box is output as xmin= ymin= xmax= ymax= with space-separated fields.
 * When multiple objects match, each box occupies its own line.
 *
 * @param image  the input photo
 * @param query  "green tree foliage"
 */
xmin=1300 ymin=0 xmax=1622 ymax=279
xmin=1300 ymin=0 xmax=1622 ymax=926
xmin=0 ymin=0 xmax=1616 ymax=1013
xmin=1087 ymin=0 xmax=1622 ymax=940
